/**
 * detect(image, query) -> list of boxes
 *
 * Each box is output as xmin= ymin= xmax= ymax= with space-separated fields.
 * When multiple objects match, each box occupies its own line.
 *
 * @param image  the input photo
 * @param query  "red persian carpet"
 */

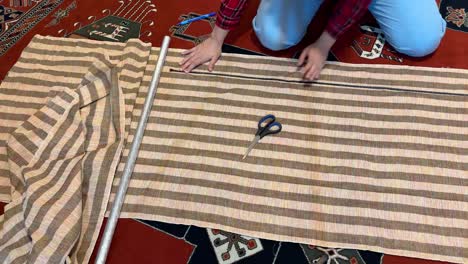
xmin=0 ymin=0 xmax=466 ymax=263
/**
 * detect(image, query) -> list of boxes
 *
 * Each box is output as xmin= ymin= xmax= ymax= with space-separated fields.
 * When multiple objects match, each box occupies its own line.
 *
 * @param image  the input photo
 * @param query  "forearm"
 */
xmin=315 ymin=31 xmax=336 ymax=51
xmin=211 ymin=25 xmax=230 ymax=44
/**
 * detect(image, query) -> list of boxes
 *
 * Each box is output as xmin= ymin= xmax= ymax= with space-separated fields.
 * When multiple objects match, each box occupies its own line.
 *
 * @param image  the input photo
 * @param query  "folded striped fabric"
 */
xmin=0 ymin=35 xmax=467 ymax=263
xmin=0 ymin=36 xmax=151 ymax=263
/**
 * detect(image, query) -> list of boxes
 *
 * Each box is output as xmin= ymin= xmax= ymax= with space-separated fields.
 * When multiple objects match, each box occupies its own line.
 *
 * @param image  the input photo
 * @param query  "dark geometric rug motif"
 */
xmin=301 ymin=245 xmax=383 ymax=264
xmin=70 ymin=0 xmax=155 ymax=41
xmin=440 ymin=0 xmax=468 ymax=33
xmin=45 ymin=0 xmax=75 ymax=27
xmin=0 ymin=0 xmax=64 ymax=55
xmin=138 ymin=220 xmax=384 ymax=264
xmin=350 ymin=24 xmax=403 ymax=63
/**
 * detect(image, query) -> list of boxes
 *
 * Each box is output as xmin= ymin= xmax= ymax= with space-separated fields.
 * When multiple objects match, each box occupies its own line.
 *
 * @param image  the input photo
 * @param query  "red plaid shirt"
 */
xmin=216 ymin=0 xmax=372 ymax=38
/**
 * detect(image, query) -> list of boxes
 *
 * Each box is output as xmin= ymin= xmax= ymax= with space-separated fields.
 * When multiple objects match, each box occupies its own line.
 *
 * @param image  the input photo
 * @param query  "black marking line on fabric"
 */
xmin=168 ymin=68 xmax=468 ymax=97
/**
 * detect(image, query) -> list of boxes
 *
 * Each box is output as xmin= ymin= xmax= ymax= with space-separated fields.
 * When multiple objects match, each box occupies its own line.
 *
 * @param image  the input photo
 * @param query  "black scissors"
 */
xmin=243 ymin=114 xmax=282 ymax=159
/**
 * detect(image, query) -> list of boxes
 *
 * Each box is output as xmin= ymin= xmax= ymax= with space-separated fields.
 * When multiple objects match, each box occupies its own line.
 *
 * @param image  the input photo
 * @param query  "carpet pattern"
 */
xmin=0 ymin=0 xmax=467 ymax=263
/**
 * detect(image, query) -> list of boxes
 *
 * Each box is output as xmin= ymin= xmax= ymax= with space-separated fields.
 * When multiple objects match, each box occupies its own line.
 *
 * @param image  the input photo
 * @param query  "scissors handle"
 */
xmin=256 ymin=114 xmax=282 ymax=139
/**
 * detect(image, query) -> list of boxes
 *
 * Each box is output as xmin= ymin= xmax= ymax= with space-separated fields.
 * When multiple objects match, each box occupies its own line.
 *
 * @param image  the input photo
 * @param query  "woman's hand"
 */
xmin=180 ymin=26 xmax=229 ymax=73
xmin=180 ymin=36 xmax=222 ymax=72
xmin=297 ymin=31 xmax=336 ymax=80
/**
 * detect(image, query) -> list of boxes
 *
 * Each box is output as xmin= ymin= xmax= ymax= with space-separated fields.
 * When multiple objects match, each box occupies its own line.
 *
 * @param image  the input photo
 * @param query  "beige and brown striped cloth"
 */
xmin=0 ymin=36 xmax=152 ymax=263
xmin=0 ymin=35 xmax=467 ymax=263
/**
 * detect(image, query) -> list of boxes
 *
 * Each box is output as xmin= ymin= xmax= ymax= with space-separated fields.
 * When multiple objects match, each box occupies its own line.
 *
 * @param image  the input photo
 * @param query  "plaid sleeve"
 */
xmin=325 ymin=0 xmax=372 ymax=39
xmin=215 ymin=0 xmax=248 ymax=30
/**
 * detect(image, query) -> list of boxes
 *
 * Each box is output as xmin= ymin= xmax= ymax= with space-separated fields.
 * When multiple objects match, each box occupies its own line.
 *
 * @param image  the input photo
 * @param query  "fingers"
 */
xmin=313 ymin=70 xmax=320 ymax=80
xmin=301 ymin=61 xmax=321 ymax=81
xmin=301 ymin=60 xmax=312 ymax=78
xmin=297 ymin=48 xmax=308 ymax=66
xmin=181 ymin=47 xmax=196 ymax=56
xmin=181 ymin=54 xmax=212 ymax=73
xmin=306 ymin=67 xmax=316 ymax=80
xmin=298 ymin=47 xmax=319 ymax=80
xmin=180 ymin=51 xmax=196 ymax=66
xmin=183 ymin=60 xmax=199 ymax=73
xmin=180 ymin=46 xmax=199 ymax=66
xmin=304 ymin=64 xmax=315 ymax=80
xmin=181 ymin=55 xmax=200 ymax=72
xmin=208 ymin=56 xmax=218 ymax=72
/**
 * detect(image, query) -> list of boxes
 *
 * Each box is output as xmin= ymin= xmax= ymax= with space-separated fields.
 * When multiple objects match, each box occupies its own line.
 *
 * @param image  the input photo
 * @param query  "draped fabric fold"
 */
xmin=0 ymin=37 xmax=151 ymax=263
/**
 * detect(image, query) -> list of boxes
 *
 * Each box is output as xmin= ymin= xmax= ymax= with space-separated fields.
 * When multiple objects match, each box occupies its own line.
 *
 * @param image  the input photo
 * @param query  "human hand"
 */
xmin=180 ymin=36 xmax=222 ymax=73
xmin=297 ymin=31 xmax=336 ymax=80
xmin=297 ymin=43 xmax=328 ymax=80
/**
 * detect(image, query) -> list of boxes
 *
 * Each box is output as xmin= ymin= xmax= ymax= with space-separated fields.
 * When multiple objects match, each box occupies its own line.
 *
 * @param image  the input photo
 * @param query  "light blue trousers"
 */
xmin=252 ymin=0 xmax=446 ymax=57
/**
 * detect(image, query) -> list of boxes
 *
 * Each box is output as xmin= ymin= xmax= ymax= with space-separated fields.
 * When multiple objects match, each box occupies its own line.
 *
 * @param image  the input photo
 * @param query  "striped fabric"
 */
xmin=0 ymin=36 xmax=151 ymax=263
xmin=0 ymin=36 xmax=467 ymax=263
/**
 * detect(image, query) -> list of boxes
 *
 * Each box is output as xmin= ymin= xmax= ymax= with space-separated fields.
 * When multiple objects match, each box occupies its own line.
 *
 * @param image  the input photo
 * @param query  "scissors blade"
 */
xmin=243 ymin=136 xmax=260 ymax=160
